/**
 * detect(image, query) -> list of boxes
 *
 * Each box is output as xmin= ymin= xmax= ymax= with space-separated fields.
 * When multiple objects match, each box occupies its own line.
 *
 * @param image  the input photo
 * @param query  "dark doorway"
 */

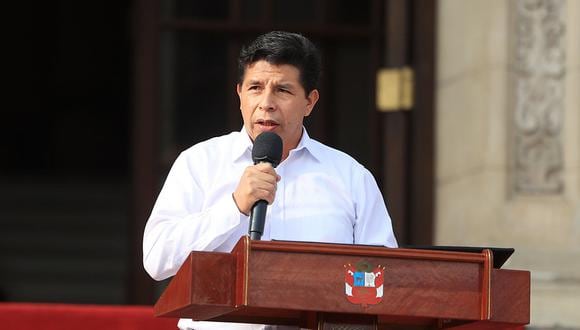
xmin=0 ymin=1 xmax=132 ymax=303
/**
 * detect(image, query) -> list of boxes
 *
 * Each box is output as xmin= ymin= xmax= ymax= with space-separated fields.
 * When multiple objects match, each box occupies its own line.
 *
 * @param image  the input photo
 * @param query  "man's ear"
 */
xmin=236 ymin=83 xmax=243 ymax=109
xmin=304 ymin=89 xmax=319 ymax=117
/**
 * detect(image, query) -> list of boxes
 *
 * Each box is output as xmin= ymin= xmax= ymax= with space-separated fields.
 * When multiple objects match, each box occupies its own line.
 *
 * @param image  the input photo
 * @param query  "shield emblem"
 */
xmin=344 ymin=261 xmax=385 ymax=307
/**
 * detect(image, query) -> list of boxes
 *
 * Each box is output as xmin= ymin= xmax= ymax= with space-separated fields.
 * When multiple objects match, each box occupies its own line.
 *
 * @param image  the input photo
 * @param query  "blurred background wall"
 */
xmin=1 ymin=0 xmax=578 ymax=328
xmin=436 ymin=0 xmax=580 ymax=328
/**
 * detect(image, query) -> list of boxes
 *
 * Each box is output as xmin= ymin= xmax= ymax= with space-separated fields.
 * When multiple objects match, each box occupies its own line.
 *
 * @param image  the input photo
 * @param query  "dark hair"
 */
xmin=238 ymin=31 xmax=322 ymax=95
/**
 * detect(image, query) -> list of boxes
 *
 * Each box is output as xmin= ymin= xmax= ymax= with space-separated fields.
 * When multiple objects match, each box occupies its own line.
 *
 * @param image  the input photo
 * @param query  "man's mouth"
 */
xmin=256 ymin=119 xmax=279 ymax=131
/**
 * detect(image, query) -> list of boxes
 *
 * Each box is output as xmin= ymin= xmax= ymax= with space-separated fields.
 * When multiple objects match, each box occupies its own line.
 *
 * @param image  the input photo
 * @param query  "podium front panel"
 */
xmin=244 ymin=242 xmax=484 ymax=321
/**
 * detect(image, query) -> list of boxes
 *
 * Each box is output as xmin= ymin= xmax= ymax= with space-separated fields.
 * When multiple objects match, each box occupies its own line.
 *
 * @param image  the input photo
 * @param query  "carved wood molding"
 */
xmin=512 ymin=0 xmax=566 ymax=194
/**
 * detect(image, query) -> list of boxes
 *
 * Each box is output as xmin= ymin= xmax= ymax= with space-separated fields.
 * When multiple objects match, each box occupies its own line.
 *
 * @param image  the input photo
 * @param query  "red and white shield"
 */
xmin=344 ymin=261 xmax=385 ymax=307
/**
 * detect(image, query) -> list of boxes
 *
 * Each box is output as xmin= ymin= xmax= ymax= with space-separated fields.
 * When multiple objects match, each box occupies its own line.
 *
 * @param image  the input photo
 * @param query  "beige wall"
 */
xmin=436 ymin=0 xmax=580 ymax=327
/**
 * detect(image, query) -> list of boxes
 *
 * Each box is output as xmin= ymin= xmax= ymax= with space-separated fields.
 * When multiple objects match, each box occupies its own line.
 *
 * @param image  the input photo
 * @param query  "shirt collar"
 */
xmin=232 ymin=126 xmax=322 ymax=164
xmin=232 ymin=127 xmax=253 ymax=164
xmin=290 ymin=128 xmax=322 ymax=163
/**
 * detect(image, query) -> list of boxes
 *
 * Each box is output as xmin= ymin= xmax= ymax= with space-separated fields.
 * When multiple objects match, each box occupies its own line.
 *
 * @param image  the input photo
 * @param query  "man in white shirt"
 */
xmin=143 ymin=31 xmax=398 ymax=330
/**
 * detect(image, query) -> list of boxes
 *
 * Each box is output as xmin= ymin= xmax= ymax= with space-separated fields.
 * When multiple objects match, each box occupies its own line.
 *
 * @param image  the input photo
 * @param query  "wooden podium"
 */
xmin=154 ymin=236 xmax=530 ymax=329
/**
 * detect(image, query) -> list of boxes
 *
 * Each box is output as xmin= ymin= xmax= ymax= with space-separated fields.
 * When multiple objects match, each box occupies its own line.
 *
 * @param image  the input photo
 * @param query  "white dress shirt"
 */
xmin=143 ymin=128 xmax=397 ymax=330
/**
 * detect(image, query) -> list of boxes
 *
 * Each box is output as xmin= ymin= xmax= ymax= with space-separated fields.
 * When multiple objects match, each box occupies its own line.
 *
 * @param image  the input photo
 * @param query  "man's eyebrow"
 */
xmin=275 ymin=82 xmax=296 ymax=89
xmin=244 ymin=79 xmax=296 ymax=90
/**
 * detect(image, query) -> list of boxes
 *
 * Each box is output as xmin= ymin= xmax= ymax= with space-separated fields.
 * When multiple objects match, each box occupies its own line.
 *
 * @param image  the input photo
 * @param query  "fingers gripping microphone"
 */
xmin=249 ymin=132 xmax=283 ymax=240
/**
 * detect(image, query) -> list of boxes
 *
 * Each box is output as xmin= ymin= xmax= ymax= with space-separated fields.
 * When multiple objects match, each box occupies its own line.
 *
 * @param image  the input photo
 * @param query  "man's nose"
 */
xmin=258 ymin=90 xmax=275 ymax=111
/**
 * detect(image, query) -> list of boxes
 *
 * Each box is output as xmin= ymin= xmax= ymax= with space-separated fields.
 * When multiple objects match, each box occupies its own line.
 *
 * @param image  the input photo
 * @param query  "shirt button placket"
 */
xmin=271 ymin=163 xmax=284 ymax=240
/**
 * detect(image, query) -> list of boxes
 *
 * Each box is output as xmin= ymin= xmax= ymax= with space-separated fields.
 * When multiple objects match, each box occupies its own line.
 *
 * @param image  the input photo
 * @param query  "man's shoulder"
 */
xmin=305 ymin=138 xmax=376 ymax=190
xmin=307 ymin=138 xmax=363 ymax=168
xmin=177 ymin=131 xmax=244 ymax=163
xmin=182 ymin=131 xmax=241 ymax=152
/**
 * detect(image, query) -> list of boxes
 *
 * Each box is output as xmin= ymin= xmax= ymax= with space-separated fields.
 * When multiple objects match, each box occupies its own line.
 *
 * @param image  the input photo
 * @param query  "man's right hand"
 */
xmin=232 ymin=162 xmax=281 ymax=215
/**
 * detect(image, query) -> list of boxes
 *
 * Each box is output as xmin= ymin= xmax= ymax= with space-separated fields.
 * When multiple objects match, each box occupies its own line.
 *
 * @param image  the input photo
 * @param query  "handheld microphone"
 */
xmin=249 ymin=131 xmax=283 ymax=240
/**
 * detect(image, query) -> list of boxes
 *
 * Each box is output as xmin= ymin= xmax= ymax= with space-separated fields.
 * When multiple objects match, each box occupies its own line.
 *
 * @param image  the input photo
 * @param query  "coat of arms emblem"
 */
xmin=344 ymin=261 xmax=385 ymax=307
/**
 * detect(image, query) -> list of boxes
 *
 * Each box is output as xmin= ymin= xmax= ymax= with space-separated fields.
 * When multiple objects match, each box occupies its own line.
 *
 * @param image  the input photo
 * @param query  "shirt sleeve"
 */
xmin=142 ymin=152 xmax=248 ymax=281
xmin=352 ymin=166 xmax=398 ymax=248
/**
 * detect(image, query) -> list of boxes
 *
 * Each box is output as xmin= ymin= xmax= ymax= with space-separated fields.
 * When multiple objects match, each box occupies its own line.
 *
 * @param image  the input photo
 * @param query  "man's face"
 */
xmin=237 ymin=60 xmax=319 ymax=159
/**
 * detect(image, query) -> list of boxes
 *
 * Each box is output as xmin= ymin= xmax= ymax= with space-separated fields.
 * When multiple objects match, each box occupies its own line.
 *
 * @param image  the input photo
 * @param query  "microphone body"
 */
xmin=249 ymin=200 xmax=268 ymax=240
xmin=248 ymin=132 xmax=283 ymax=240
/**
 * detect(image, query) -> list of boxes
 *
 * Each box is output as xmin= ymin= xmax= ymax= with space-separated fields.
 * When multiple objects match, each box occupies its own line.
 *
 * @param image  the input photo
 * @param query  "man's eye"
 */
xmin=248 ymin=85 xmax=260 ymax=90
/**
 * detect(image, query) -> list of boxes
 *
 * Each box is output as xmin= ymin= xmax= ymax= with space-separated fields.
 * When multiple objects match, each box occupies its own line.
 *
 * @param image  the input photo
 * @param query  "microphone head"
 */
xmin=252 ymin=132 xmax=283 ymax=167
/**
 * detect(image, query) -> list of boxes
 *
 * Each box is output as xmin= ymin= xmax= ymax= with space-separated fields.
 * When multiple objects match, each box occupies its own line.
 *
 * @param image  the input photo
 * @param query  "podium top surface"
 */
xmin=400 ymin=245 xmax=515 ymax=268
